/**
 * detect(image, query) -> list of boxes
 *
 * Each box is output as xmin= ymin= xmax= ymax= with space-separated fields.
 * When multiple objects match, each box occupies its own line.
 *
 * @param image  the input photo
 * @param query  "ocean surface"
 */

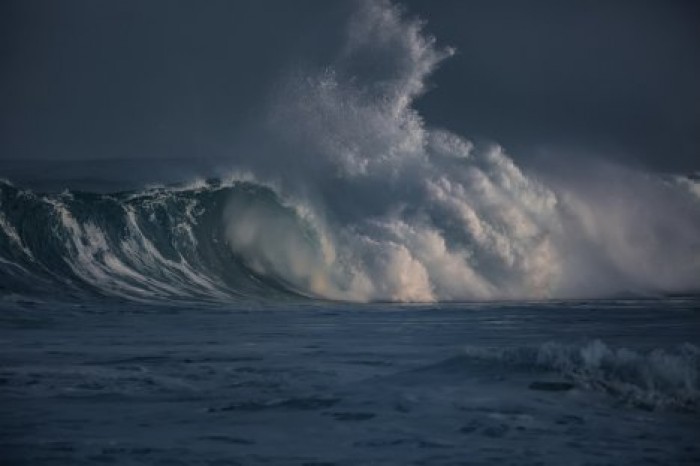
xmin=1 ymin=297 xmax=699 ymax=465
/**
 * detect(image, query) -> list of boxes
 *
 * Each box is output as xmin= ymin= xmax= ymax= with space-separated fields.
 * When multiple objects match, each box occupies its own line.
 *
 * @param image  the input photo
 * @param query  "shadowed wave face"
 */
xmin=0 ymin=179 xmax=314 ymax=302
xmin=1 ymin=0 xmax=699 ymax=303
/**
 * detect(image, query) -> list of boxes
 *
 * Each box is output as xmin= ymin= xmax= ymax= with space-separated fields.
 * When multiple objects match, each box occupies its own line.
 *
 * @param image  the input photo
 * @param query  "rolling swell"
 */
xmin=0 ymin=179 xmax=308 ymax=302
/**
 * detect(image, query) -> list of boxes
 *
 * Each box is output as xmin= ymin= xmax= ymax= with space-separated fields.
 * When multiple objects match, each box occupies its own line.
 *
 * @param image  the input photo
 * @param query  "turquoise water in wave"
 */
xmin=1 ymin=298 xmax=698 ymax=465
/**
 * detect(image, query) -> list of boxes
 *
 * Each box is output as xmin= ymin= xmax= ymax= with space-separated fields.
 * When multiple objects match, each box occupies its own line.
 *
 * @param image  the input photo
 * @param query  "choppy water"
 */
xmin=1 ymin=298 xmax=699 ymax=465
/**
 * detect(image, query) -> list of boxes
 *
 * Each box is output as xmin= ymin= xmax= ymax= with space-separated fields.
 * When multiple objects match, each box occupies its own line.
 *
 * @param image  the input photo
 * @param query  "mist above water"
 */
xmin=217 ymin=0 xmax=700 ymax=301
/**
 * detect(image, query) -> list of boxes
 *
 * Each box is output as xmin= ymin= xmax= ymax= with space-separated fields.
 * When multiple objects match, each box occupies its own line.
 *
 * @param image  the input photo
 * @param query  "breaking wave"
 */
xmin=461 ymin=340 xmax=700 ymax=413
xmin=1 ymin=0 xmax=699 ymax=303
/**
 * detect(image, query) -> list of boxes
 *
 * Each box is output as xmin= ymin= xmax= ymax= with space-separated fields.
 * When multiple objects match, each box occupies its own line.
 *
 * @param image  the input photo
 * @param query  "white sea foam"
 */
xmin=462 ymin=340 xmax=700 ymax=412
xmin=217 ymin=0 xmax=700 ymax=302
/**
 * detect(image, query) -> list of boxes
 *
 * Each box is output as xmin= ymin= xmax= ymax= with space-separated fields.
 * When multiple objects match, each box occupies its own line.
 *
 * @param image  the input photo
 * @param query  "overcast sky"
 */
xmin=1 ymin=0 xmax=699 ymax=173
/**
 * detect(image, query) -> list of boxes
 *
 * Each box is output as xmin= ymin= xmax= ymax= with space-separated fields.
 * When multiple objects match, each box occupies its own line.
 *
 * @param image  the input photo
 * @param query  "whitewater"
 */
xmin=1 ymin=1 xmax=699 ymax=464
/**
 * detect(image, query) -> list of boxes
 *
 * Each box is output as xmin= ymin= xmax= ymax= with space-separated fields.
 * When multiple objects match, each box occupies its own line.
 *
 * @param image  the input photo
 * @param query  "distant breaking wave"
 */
xmin=460 ymin=340 xmax=700 ymax=413
xmin=1 ymin=0 xmax=699 ymax=303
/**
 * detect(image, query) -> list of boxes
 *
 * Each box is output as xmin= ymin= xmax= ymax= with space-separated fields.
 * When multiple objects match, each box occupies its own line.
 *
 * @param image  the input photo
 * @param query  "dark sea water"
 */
xmin=1 ymin=298 xmax=699 ymax=465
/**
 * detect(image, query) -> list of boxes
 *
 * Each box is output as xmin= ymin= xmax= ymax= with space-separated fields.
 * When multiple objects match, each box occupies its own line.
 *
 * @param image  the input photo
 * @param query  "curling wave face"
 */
xmin=0 ymin=179 xmax=316 ymax=302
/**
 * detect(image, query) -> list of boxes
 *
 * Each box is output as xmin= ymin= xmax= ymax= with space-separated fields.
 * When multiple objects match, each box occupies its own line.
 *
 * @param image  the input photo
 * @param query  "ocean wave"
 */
xmin=462 ymin=340 xmax=700 ymax=412
xmin=1 ymin=0 xmax=699 ymax=303
xmin=0 ymin=178 xmax=306 ymax=302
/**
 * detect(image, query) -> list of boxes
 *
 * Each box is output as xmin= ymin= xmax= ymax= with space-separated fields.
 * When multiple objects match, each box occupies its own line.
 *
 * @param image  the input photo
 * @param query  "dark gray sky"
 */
xmin=1 ymin=0 xmax=699 ymax=174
